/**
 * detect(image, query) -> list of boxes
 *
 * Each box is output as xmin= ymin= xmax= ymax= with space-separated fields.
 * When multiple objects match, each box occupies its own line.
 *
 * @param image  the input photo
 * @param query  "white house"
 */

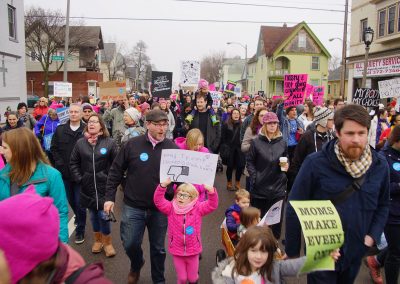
xmin=0 ymin=0 xmax=26 ymax=123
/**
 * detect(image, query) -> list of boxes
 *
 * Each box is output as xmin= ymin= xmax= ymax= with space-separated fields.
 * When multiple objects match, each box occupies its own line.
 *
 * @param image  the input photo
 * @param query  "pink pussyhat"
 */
xmin=198 ymin=79 xmax=209 ymax=89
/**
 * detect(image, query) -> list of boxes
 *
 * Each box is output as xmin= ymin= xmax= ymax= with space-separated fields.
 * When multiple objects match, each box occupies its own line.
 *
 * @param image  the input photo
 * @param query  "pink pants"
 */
xmin=172 ymin=254 xmax=199 ymax=284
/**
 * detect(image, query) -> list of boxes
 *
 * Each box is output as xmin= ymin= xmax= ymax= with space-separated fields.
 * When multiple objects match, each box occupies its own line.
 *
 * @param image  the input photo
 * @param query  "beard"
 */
xmin=341 ymin=145 xmax=365 ymax=161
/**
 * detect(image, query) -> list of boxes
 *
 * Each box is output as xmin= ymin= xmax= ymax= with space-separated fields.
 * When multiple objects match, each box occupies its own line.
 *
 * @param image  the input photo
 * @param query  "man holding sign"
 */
xmin=285 ymin=104 xmax=390 ymax=283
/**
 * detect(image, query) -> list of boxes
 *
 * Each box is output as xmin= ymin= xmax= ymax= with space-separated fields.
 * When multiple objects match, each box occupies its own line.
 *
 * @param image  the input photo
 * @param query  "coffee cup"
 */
xmin=279 ymin=157 xmax=288 ymax=172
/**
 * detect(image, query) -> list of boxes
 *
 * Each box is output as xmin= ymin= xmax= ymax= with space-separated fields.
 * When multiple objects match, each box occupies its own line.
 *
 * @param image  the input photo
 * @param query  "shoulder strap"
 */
xmin=64 ymin=265 xmax=88 ymax=284
xmin=331 ymin=174 xmax=366 ymax=206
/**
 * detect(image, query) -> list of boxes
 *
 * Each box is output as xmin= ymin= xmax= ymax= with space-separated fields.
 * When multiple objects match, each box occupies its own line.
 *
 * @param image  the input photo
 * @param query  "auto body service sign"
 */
xmin=354 ymin=56 xmax=400 ymax=77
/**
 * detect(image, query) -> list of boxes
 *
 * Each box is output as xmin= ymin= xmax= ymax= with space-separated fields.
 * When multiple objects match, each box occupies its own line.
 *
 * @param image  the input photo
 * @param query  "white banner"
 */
xmin=180 ymin=60 xmax=200 ymax=85
xmin=378 ymin=78 xmax=400 ymax=98
xmin=56 ymin=107 xmax=70 ymax=124
xmin=53 ymin=82 xmax=72 ymax=97
xmin=210 ymin=91 xmax=222 ymax=108
xmin=160 ymin=149 xmax=218 ymax=186
xmin=354 ymin=56 xmax=400 ymax=78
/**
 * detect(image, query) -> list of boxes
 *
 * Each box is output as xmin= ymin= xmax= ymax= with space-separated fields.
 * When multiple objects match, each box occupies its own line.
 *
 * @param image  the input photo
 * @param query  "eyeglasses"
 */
xmin=151 ymin=122 xmax=169 ymax=128
xmin=177 ymin=193 xmax=192 ymax=200
xmin=88 ymin=120 xmax=100 ymax=124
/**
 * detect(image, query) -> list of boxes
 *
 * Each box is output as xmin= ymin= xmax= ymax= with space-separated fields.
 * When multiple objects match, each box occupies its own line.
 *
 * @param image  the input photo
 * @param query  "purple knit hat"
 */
xmin=0 ymin=185 xmax=59 ymax=284
xmin=198 ymin=79 xmax=209 ymax=89
xmin=262 ymin=112 xmax=279 ymax=124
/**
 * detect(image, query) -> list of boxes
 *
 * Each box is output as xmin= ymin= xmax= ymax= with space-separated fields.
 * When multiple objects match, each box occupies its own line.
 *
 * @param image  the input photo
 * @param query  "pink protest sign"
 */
xmin=312 ymin=86 xmax=325 ymax=106
xmin=272 ymin=95 xmax=283 ymax=101
xmin=225 ymin=80 xmax=236 ymax=94
xmin=305 ymin=84 xmax=314 ymax=99
xmin=284 ymin=74 xmax=308 ymax=107
xmin=209 ymin=83 xmax=216 ymax=91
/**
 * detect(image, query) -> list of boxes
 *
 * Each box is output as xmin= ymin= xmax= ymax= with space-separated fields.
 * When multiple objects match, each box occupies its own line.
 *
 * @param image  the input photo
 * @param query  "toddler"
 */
xmin=237 ymin=206 xmax=261 ymax=238
xmin=225 ymin=189 xmax=250 ymax=241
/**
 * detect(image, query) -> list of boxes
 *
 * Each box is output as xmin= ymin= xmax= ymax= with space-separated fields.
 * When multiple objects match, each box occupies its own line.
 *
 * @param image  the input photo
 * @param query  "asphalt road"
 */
xmin=68 ymin=169 xmax=374 ymax=284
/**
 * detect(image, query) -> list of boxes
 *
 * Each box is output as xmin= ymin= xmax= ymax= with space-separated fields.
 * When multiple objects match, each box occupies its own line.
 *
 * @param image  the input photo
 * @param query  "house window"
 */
xmin=333 ymin=83 xmax=337 ymax=95
xmin=8 ymin=5 xmax=17 ymax=40
xmin=276 ymin=81 xmax=283 ymax=93
xmin=260 ymin=80 xmax=263 ymax=90
xmin=328 ymin=85 xmax=331 ymax=94
xmin=311 ymin=57 xmax=320 ymax=70
xmin=388 ymin=5 xmax=396 ymax=34
xmin=298 ymin=33 xmax=306 ymax=48
xmin=379 ymin=9 xmax=386 ymax=37
xmin=360 ymin=19 xmax=368 ymax=42
xmin=311 ymin=79 xmax=320 ymax=86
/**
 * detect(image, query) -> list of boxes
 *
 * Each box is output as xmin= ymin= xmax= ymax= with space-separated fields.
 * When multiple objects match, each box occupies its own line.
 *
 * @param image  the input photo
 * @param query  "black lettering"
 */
xmin=303 ymin=220 xmax=315 ymax=230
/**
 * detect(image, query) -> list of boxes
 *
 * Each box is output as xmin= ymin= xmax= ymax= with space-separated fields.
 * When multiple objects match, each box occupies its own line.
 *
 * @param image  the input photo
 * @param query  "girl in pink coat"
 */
xmin=154 ymin=178 xmax=218 ymax=284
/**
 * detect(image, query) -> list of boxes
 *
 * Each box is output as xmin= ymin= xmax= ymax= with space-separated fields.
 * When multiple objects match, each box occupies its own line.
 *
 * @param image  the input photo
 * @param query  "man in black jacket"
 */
xmin=50 ymin=103 xmax=86 ymax=244
xmin=104 ymin=109 xmax=178 ymax=284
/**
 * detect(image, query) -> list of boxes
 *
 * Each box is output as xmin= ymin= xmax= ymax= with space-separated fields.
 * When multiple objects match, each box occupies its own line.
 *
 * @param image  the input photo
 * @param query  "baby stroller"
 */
xmin=215 ymin=218 xmax=235 ymax=265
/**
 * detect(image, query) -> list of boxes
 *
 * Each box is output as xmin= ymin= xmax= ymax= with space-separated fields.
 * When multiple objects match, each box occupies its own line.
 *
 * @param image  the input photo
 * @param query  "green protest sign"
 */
xmin=289 ymin=200 xmax=344 ymax=274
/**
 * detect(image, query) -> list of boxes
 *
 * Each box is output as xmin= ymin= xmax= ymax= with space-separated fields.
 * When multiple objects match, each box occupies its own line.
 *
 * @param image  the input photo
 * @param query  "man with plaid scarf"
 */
xmin=285 ymin=104 xmax=390 ymax=283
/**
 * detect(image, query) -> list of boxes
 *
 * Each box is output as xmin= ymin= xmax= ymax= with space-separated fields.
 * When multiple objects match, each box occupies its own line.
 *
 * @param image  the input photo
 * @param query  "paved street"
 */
xmin=68 ymin=169 xmax=373 ymax=283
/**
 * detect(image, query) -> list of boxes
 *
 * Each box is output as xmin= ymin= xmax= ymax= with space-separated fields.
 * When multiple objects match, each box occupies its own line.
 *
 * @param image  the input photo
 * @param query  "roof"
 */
xmin=68 ymin=26 xmax=104 ymax=49
xmin=248 ymin=54 xmax=257 ymax=64
xmin=328 ymin=66 xmax=349 ymax=81
xmin=100 ymin=43 xmax=116 ymax=63
xmin=261 ymin=24 xmax=299 ymax=57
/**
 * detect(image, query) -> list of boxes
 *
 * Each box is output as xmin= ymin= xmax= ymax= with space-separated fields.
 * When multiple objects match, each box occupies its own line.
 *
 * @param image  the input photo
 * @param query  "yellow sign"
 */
xmin=99 ymin=81 xmax=126 ymax=101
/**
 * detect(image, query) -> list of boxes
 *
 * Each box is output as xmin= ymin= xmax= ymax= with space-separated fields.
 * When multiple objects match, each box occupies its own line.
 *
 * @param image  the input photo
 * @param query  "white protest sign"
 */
xmin=180 ymin=60 xmax=200 ymax=85
xmin=56 ymin=107 xmax=70 ymax=124
xmin=54 ymin=82 xmax=72 ymax=97
xmin=395 ymin=100 xmax=400 ymax=112
xmin=258 ymin=200 xmax=283 ymax=226
xmin=234 ymin=86 xmax=242 ymax=97
xmin=160 ymin=149 xmax=218 ymax=186
xmin=210 ymin=91 xmax=221 ymax=108
xmin=378 ymin=78 xmax=400 ymax=99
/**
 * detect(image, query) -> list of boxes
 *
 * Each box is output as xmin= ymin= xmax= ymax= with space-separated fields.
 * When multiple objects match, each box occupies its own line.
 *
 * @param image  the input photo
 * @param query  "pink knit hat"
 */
xmin=198 ymin=79 xmax=209 ymax=89
xmin=139 ymin=102 xmax=150 ymax=113
xmin=0 ymin=185 xmax=59 ymax=284
xmin=262 ymin=112 xmax=279 ymax=124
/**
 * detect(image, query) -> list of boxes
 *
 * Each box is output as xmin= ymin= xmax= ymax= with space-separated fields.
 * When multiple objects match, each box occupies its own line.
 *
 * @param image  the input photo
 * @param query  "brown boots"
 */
xmin=226 ymin=181 xmax=234 ymax=191
xmin=235 ymin=181 xmax=242 ymax=190
xmin=92 ymin=232 xmax=116 ymax=257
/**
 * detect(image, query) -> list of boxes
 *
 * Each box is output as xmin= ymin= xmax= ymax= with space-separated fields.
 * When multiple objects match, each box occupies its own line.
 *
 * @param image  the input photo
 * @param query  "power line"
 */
xmin=173 ymin=0 xmax=346 ymax=12
xmin=25 ymin=15 xmax=344 ymax=26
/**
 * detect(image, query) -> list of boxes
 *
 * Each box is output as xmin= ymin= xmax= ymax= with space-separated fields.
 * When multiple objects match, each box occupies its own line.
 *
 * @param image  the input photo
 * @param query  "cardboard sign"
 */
xmin=160 ymin=149 xmax=219 ymax=186
xmin=53 ymin=82 xmax=72 ymax=97
xmin=378 ymin=78 xmax=400 ymax=99
xmin=151 ymin=71 xmax=173 ymax=99
xmin=258 ymin=200 xmax=283 ymax=226
xmin=225 ymin=80 xmax=236 ymax=95
xmin=56 ymin=107 xmax=70 ymax=124
xmin=284 ymin=74 xmax=308 ymax=107
xmin=99 ymin=81 xmax=126 ymax=101
xmin=312 ymin=86 xmax=325 ymax=106
xmin=290 ymin=200 xmax=344 ymax=274
xmin=210 ymin=91 xmax=221 ymax=108
xmin=305 ymin=84 xmax=314 ymax=99
xmin=180 ymin=60 xmax=200 ymax=85
xmin=352 ymin=88 xmax=380 ymax=107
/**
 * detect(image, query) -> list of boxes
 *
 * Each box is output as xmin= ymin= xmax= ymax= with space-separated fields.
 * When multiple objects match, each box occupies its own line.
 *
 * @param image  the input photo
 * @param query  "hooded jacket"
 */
xmin=33 ymin=105 xmax=49 ymax=120
xmin=286 ymin=139 xmax=390 ymax=269
xmin=225 ymin=204 xmax=241 ymax=239
xmin=153 ymin=184 xmax=218 ymax=256
xmin=246 ymin=133 xmax=288 ymax=200
xmin=70 ymin=136 xmax=118 ymax=210
xmin=34 ymin=114 xmax=60 ymax=149
xmin=221 ymin=121 xmax=246 ymax=168
xmin=277 ymin=103 xmax=304 ymax=145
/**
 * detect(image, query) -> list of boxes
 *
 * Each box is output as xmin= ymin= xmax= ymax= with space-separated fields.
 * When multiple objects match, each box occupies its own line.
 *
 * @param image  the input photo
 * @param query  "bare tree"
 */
xmin=329 ymin=55 xmax=341 ymax=71
xmin=25 ymin=7 xmax=91 ymax=96
xmin=200 ymin=51 xmax=225 ymax=84
xmin=127 ymin=40 xmax=151 ymax=90
xmin=102 ymin=43 xmax=127 ymax=81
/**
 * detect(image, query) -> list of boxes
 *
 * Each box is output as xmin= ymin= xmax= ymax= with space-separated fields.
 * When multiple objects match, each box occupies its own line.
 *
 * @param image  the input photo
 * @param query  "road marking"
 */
xmin=68 ymin=215 xmax=76 ymax=237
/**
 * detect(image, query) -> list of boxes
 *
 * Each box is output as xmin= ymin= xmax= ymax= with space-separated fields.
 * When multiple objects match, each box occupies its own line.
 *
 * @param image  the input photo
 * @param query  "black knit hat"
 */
xmin=17 ymin=102 xmax=28 ymax=110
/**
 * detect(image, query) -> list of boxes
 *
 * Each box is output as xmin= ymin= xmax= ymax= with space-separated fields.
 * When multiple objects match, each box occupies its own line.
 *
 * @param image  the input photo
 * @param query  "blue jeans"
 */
xmin=120 ymin=204 xmax=168 ymax=284
xmin=89 ymin=209 xmax=111 ymax=235
xmin=63 ymin=179 xmax=86 ymax=235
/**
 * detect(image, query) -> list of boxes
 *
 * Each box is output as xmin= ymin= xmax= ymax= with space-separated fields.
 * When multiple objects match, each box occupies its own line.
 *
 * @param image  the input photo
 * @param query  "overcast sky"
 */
xmin=24 ymin=0 xmax=351 ymax=83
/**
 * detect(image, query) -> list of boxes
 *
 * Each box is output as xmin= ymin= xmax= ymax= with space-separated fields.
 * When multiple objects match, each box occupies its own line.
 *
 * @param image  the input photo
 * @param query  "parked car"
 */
xmin=27 ymin=94 xmax=40 ymax=108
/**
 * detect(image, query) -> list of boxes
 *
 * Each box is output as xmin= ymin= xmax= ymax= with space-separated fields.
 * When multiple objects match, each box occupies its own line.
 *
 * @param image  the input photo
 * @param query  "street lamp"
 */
xmin=361 ymin=27 xmax=374 ymax=88
xmin=227 ymin=42 xmax=248 ymax=91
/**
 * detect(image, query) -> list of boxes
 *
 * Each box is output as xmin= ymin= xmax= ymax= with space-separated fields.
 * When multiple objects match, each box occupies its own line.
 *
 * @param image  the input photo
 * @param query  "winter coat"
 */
xmin=277 ymin=103 xmax=304 ymax=145
xmin=103 ymin=106 xmax=125 ymax=138
xmin=381 ymin=146 xmax=400 ymax=225
xmin=33 ymin=105 xmax=49 ymax=120
xmin=153 ymin=184 xmax=218 ymax=256
xmin=241 ymin=126 xmax=258 ymax=154
xmin=240 ymin=114 xmax=254 ymax=143
xmin=51 ymin=121 xmax=86 ymax=180
xmin=70 ymin=136 xmax=118 ymax=210
xmin=1 ymin=119 xmax=24 ymax=131
xmin=19 ymin=114 xmax=36 ymax=130
xmin=211 ymin=257 xmax=305 ymax=284
xmin=225 ymin=204 xmax=241 ymax=239
xmin=0 ymin=162 xmax=69 ymax=243
xmin=247 ymin=134 xmax=288 ymax=200
xmin=286 ymin=139 xmax=390 ymax=269
xmin=221 ymin=121 xmax=246 ymax=168
xmin=34 ymin=114 xmax=60 ymax=149
xmin=189 ymin=110 xmax=221 ymax=153
xmin=121 ymin=125 xmax=146 ymax=144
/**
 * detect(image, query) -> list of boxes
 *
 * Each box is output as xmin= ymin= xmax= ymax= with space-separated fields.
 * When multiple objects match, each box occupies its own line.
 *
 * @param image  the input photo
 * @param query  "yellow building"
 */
xmin=248 ymin=22 xmax=331 ymax=98
xmin=328 ymin=66 xmax=349 ymax=99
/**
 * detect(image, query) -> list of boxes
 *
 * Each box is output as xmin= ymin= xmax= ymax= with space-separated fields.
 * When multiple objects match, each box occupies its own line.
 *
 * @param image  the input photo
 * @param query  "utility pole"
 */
xmin=340 ymin=0 xmax=348 ymax=99
xmin=63 ymin=0 xmax=70 ymax=82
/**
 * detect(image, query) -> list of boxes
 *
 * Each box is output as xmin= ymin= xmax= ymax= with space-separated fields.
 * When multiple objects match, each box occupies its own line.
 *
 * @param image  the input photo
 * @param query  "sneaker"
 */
xmin=364 ymin=256 xmax=383 ymax=284
xmin=211 ymin=115 xmax=220 ymax=126
xmin=75 ymin=234 xmax=85 ymax=244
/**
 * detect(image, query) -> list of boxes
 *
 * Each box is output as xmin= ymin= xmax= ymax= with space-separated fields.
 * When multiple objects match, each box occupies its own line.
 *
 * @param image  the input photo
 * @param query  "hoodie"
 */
xmin=225 ymin=204 xmax=241 ymax=239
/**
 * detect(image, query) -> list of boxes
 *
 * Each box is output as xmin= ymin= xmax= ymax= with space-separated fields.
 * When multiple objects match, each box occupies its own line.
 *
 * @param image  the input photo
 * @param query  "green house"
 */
xmin=247 ymin=22 xmax=331 ymax=98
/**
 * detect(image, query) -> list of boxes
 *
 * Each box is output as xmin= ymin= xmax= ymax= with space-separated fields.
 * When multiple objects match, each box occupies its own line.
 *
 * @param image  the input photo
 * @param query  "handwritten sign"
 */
xmin=160 ymin=149 xmax=219 ymax=186
xmin=284 ymin=74 xmax=308 ymax=107
xmin=352 ymin=88 xmax=380 ymax=107
xmin=53 ymin=82 xmax=72 ymax=97
xmin=312 ymin=86 xmax=325 ymax=106
xmin=180 ymin=61 xmax=200 ymax=85
xmin=151 ymin=71 xmax=173 ymax=98
xmin=290 ymin=200 xmax=344 ymax=274
xmin=99 ymin=81 xmax=126 ymax=101
xmin=305 ymin=84 xmax=314 ymax=99
xmin=56 ymin=107 xmax=70 ymax=124
xmin=378 ymin=78 xmax=400 ymax=99
xmin=258 ymin=200 xmax=283 ymax=226
xmin=225 ymin=80 xmax=236 ymax=95
xmin=210 ymin=91 xmax=221 ymax=108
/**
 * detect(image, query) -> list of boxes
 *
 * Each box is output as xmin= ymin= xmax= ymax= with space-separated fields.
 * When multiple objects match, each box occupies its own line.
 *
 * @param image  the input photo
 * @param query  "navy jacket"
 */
xmin=381 ymin=146 xmax=400 ymax=225
xmin=225 ymin=204 xmax=241 ymax=233
xmin=285 ymin=139 xmax=389 ymax=269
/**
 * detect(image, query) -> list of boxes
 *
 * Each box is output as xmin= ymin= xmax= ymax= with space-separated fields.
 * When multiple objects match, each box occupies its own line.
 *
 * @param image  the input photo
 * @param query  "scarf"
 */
xmin=172 ymin=197 xmax=199 ymax=215
xmin=147 ymin=132 xmax=164 ymax=149
xmin=84 ymin=131 xmax=103 ymax=145
xmin=334 ymin=141 xmax=372 ymax=178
